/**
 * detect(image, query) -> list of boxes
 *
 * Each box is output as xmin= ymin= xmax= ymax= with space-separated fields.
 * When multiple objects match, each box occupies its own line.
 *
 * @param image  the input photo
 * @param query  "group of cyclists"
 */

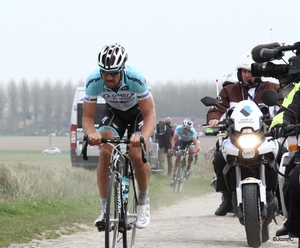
xmin=82 ymin=42 xmax=299 ymax=238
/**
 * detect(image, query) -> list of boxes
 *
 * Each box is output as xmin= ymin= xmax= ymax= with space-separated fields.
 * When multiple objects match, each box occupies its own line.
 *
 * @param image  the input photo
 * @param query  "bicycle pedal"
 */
xmin=127 ymin=224 xmax=133 ymax=231
xmin=96 ymin=223 xmax=105 ymax=232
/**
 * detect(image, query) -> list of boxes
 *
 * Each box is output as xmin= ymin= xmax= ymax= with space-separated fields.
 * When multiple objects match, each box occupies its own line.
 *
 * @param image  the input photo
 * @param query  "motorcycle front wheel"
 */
xmin=243 ymin=184 xmax=262 ymax=248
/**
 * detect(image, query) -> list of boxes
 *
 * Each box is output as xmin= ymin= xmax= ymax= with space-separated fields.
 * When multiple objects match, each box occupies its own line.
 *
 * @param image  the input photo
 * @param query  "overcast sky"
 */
xmin=1 ymin=0 xmax=299 ymax=86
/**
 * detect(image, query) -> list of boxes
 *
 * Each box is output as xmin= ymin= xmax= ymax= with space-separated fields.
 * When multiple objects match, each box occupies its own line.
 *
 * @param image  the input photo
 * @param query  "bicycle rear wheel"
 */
xmin=173 ymin=166 xmax=181 ymax=193
xmin=105 ymin=170 xmax=123 ymax=248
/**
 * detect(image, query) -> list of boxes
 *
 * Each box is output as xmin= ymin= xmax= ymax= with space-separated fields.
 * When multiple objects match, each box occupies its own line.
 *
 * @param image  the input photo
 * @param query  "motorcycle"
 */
xmin=201 ymin=96 xmax=279 ymax=248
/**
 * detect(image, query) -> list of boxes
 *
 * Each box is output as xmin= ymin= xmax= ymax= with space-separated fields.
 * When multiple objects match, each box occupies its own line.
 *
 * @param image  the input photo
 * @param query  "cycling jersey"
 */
xmin=174 ymin=124 xmax=197 ymax=142
xmin=84 ymin=64 xmax=150 ymax=111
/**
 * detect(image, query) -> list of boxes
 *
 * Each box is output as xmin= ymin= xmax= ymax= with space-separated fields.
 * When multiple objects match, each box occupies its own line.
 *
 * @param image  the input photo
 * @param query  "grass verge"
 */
xmin=0 ymin=151 xmax=214 ymax=247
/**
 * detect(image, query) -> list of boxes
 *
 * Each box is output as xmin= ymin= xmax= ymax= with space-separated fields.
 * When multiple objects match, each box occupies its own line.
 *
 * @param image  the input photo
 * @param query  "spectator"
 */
xmin=157 ymin=117 xmax=172 ymax=175
xmin=167 ymin=123 xmax=177 ymax=176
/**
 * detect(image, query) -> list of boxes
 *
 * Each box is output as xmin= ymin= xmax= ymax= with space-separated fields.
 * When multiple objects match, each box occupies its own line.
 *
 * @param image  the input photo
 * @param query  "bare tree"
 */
xmin=53 ymin=80 xmax=64 ymax=133
xmin=19 ymin=79 xmax=30 ymax=135
xmin=150 ymin=80 xmax=217 ymax=119
xmin=0 ymin=78 xmax=219 ymax=135
xmin=6 ymin=80 xmax=19 ymax=134
xmin=41 ymin=79 xmax=54 ymax=134
xmin=30 ymin=79 xmax=42 ymax=134
xmin=63 ymin=80 xmax=78 ymax=132
xmin=0 ymin=82 xmax=7 ymax=134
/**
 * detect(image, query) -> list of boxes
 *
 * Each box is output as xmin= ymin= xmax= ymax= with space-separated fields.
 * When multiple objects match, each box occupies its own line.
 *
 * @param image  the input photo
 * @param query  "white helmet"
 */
xmin=236 ymin=53 xmax=259 ymax=83
xmin=182 ymin=119 xmax=193 ymax=129
xmin=222 ymin=71 xmax=238 ymax=87
xmin=236 ymin=53 xmax=254 ymax=71
xmin=97 ymin=43 xmax=128 ymax=72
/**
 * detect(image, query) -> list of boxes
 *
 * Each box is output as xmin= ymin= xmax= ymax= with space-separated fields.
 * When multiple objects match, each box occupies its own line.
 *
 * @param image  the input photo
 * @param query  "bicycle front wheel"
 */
xmin=105 ymin=170 xmax=123 ymax=248
xmin=123 ymin=176 xmax=138 ymax=248
xmin=177 ymin=165 xmax=186 ymax=193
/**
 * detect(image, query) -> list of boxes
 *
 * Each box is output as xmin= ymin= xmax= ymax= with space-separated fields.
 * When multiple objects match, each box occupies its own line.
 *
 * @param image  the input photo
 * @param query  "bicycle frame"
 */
xmin=173 ymin=147 xmax=189 ymax=193
xmin=81 ymin=134 xmax=147 ymax=248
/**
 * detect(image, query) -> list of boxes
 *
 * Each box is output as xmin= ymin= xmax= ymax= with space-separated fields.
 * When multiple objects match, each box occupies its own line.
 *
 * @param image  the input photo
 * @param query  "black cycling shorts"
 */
xmin=98 ymin=103 xmax=143 ymax=138
xmin=178 ymin=140 xmax=193 ymax=150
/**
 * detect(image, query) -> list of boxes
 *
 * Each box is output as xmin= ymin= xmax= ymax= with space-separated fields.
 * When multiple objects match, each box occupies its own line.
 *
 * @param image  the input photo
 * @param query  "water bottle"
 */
xmin=122 ymin=176 xmax=130 ymax=203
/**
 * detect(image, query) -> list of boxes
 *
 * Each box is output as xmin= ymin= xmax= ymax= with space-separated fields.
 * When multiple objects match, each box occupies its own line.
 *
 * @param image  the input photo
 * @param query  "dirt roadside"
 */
xmin=9 ymin=192 xmax=298 ymax=248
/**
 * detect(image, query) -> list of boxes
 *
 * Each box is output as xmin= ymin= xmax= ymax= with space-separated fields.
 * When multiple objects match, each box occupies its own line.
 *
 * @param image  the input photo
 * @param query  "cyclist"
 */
xmin=82 ymin=43 xmax=156 ymax=230
xmin=170 ymin=119 xmax=199 ymax=186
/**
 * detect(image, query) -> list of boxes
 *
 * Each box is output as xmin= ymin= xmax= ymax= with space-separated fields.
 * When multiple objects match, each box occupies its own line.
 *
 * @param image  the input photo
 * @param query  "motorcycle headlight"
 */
xmin=237 ymin=129 xmax=260 ymax=149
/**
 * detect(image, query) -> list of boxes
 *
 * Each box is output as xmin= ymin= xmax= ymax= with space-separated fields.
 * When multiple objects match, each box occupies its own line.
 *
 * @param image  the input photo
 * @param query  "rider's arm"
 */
xmin=270 ymin=83 xmax=300 ymax=128
xmin=171 ymin=133 xmax=178 ymax=148
xmin=193 ymin=137 xmax=200 ymax=152
xmin=138 ymin=96 xmax=156 ymax=141
xmin=206 ymin=87 xmax=231 ymax=124
xmin=193 ymin=138 xmax=199 ymax=152
xmin=82 ymin=101 xmax=97 ymax=134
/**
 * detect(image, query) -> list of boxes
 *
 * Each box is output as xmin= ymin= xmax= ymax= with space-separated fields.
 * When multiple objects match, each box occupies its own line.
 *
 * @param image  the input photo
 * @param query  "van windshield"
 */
xmin=77 ymin=103 xmax=106 ymax=128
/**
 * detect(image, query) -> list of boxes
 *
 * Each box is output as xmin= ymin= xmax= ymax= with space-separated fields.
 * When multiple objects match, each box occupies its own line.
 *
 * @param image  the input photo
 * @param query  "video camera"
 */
xmin=251 ymin=41 xmax=300 ymax=82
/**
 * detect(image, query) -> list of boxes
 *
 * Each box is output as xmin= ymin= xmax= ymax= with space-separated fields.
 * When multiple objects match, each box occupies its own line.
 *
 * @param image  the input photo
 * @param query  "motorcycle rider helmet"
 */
xmin=236 ymin=53 xmax=261 ymax=86
xmin=182 ymin=119 xmax=193 ymax=130
xmin=97 ymin=43 xmax=128 ymax=72
xmin=222 ymin=71 xmax=238 ymax=87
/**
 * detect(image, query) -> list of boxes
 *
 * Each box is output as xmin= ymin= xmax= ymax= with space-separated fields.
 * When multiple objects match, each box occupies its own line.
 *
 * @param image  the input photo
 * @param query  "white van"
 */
xmin=70 ymin=86 xmax=105 ymax=168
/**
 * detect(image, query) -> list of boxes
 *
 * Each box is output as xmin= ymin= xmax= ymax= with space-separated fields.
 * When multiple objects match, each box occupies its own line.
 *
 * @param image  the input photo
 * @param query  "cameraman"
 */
xmin=270 ymin=83 xmax=300 ymax=237
xmin=207 ymin=53 xmax=281 ymax=216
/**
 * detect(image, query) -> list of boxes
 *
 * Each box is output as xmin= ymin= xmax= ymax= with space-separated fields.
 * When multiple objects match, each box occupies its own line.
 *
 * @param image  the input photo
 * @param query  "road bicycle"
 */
xmin=81 ymin=133 xmax=147 ymax=248
xmin=173 ymin=146 xmax=189 ymax=193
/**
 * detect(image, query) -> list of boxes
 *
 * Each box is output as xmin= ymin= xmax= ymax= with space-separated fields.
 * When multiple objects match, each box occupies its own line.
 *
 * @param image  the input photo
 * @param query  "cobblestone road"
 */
xmin=8 ymin=192 xmax=299 ymax=248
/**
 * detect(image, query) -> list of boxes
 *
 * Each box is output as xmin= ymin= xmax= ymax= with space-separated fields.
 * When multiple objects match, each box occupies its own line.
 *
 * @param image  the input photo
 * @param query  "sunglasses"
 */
xmin=100 ymin=69 xmax=122 ymax=77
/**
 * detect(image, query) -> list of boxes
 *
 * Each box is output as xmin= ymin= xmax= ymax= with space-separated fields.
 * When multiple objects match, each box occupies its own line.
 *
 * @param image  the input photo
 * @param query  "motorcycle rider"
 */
xmin=221 ymin=71 xmax=238 ymax=88
xmin=207 ymin=53 xmax=281 ymax=216
xmin=270 ymin=82 xmax=300 ymax=237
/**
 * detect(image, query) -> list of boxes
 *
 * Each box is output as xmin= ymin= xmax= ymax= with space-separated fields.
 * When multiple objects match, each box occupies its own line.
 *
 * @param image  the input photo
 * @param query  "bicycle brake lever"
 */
xmin=140 ymin=136 xmax=148 ymax=163
xmin=81 ymin=134 xmax=89 ymax=160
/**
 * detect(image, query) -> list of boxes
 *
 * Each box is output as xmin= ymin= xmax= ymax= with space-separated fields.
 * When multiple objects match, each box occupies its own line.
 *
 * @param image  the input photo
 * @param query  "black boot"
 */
xmin=276 ymin=226 xmax=288 ymax=236
xmin=215 ymin=190 xmax=233 ymax=216
xmin=168 ymin=165 xmax=173 ymax=177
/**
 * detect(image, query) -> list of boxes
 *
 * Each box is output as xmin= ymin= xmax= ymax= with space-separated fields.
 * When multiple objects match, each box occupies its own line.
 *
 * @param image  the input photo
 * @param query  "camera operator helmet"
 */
xmin=236 ymin=53 xmax=261 ymax=86
xmin=98 ymin=43 xmax=128 ymax=72
xmin=182 ymin=119 xmax=193 ymax=130
xmin=222 ymin=71 xmax=238 ymax=88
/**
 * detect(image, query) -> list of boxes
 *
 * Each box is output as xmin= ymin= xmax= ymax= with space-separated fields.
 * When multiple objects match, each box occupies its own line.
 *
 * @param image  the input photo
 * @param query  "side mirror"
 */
xmin=201 ymin=96 xmax=218 ymax=107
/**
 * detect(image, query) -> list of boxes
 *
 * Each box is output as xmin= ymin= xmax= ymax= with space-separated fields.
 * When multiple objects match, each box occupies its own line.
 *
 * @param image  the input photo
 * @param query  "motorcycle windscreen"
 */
xmin=230 ymin=100 xmax=262 ymax=132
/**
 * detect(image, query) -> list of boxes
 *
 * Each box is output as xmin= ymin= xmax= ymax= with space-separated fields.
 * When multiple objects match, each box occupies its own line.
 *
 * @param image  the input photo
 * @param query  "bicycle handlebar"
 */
xmin=264 ymin=124 xmax=300 ymax=139
xmin=81 ymin=134 xmax=148 ymax=163
xmin=202 ymin=124 xmax=227 ymax=129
